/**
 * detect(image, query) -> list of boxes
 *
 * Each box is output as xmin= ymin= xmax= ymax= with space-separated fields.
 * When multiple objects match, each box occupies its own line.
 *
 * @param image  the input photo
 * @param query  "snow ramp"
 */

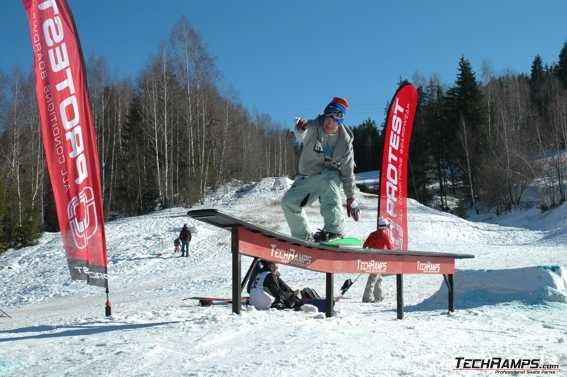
xmin=410 ymin=265 xmax=567 ymax=310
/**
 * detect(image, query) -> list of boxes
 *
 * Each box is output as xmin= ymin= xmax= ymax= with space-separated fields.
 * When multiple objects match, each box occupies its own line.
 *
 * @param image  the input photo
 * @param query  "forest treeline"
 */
xmin=353 ymin=43 xmax=567 ymax=218
xmin=0 ymin=18 xmax=298 ymax=251
xmin=1 ymin=16 xmax=567 ymax=252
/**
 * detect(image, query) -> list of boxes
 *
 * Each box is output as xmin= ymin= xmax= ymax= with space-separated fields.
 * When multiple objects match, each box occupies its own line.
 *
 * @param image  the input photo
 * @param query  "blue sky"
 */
xmin=2 ymin=0 xmax=567 ymax=128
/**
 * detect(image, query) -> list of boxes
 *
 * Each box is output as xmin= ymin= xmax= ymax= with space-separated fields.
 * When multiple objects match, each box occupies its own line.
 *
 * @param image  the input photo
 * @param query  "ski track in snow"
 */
xmin=1 ymin=177 xmax=567 ymax=377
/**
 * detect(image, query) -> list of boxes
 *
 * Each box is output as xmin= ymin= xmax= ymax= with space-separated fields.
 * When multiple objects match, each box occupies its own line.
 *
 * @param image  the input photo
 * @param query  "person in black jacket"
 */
xmin=179 ymin=224 xmax=192 ymax=257
xmin=248 ymin=260 xmax=302 ymax=310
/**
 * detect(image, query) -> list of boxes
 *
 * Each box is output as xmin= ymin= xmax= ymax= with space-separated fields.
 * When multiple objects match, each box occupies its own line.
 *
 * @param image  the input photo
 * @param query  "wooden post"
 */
xmin=326 ymin=273 xmax=334 ymax=318
xmin=396 ymin=274 xmax=404 ymax=319
xmin=232 ymin=226 xmax=241 ymax=314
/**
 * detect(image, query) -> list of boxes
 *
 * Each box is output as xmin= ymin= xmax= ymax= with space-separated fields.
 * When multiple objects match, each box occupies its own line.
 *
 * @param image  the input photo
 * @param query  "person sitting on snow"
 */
xmin=248 ymin=260 xmax=304 ymax=310
xmin=362 ymin=216 xmax=393 ymax=303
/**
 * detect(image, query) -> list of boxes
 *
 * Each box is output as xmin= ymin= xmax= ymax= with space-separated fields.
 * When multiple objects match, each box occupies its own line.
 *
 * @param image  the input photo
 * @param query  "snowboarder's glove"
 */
xmin=346 ymin=197 xmax=360 ymax=221
xmin=295 ymin=117 xmax=307 ymax=132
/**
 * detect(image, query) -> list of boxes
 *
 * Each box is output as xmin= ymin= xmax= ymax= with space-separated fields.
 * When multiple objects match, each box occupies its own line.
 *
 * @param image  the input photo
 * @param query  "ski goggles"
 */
xmin=325 ymin=111 xmax=344 ymax=121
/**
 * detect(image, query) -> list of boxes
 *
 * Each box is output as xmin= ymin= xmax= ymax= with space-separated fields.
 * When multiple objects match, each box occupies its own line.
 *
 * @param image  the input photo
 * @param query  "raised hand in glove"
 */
xmin=346 ymin=197 xmax=360 ymax=222
xmin=295 ymin=117 xmax=307 ymax=132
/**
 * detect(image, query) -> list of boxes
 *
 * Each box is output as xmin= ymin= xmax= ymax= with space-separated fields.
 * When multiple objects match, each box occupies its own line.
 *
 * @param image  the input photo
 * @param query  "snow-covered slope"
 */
xmin=1 ymin=177 xmax=566 ymax=377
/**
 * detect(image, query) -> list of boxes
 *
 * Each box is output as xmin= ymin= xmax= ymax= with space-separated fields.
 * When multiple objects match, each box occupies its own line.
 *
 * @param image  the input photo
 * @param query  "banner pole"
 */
xmin=105 ymin=267 xmax=111 ymax=317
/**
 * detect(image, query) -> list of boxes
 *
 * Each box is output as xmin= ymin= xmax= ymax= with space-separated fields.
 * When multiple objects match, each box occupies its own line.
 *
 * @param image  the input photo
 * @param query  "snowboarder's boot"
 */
xmin=313 ymin=230 xmax=343 ymax=242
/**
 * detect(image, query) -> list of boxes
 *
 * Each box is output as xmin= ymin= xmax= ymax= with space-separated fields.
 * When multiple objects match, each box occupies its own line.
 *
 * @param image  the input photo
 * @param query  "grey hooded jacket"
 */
xmin=296 ymin=115 xmax=356 ymax=198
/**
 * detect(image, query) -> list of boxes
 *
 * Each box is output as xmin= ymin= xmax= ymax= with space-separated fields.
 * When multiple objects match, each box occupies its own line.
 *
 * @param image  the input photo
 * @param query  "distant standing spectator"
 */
xmin=179 ymin=224 xmax=192 ymax=257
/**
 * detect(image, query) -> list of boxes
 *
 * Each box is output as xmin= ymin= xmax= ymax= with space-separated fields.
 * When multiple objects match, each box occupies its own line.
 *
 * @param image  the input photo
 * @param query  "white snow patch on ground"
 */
xmin=1 ymin=177 xmax=566 ymax=377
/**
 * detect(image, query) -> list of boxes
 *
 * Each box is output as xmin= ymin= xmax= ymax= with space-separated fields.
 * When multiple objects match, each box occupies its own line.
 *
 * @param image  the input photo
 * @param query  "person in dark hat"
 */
xmin=282 ymin=96 xmax=360 ymax=242
xmin=178 ymin=224 xmax=192 ymax=257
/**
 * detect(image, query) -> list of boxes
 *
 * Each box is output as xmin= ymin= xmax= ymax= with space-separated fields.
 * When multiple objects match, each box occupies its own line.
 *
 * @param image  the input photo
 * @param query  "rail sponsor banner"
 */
xmin=22 ymin=0 xmax=108 ymax=286
xmin=238 ymin=228 xmax=455 ymax=274
xmin=379 ymin=83 xmax=419 ymax=250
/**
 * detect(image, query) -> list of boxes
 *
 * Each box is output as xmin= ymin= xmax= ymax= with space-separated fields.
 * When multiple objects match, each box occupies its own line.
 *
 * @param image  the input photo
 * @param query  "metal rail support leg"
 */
xmin=326 ymin=273 xmax=334 ymax=318
xmin=443 ymin=274 xmax=455 ymax=313
xmin=232 ymin=227 xmax=241 ymax=315
xmin=396 ymin=274 xmax=404 ymax=319
xmin=447 ymin=274 xmax=454 ymax=312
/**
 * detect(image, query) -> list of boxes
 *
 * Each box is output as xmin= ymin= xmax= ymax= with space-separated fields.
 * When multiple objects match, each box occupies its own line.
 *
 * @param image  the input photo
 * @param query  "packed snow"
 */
xmin=1 ymin=177 xmax=566 ymax=377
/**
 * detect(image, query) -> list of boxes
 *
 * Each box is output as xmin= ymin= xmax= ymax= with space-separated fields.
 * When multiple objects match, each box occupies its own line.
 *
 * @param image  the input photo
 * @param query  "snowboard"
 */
xmin=320 ymin=236 xmax=363 ymax=248
xmin=185 ymin=296 xmax=249 ymax=306
xmin=187 ymin=297 xmax=335 ymax=313
xmin=186 ymin=295 xmax=347 ymax=314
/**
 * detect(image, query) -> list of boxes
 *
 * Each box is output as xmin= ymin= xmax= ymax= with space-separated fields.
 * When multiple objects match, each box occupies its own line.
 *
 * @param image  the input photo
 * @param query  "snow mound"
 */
xmin=411 ymin=265 xmax=567 ymax=310
xmin=2 ymin=176 xmax=567 ymax=377
xmin=408 ymin=198 xmax=543 ymax=248
xmin=203 ymin=177 xmax=292 ymax=207
xmin=473 ymin=200 xmax=567 ymax=232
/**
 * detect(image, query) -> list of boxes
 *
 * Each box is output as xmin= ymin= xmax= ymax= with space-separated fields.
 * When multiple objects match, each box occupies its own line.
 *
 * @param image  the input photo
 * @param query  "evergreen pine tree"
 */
xmin=529 ymin=55 xmax=546 ymax=114
xmin=352 ymin=118 xmax=381 ymax=173
xmin=422 ymin=79 xmax=450 ymax=209
xmin=117 ymin=94 xmax=144 ymax=215
xmin=531 ymin=55 xmax=545 ymax=83
xmin=448 ymin=57 xmax=485 ymax=130
xmin=556 ymin=41 xmax=567 ymax=89
xmin=0 ymin=175 xmax=7 ymax=252
xmin=42 ymin=177 xmax=59 ymax=232
xmin=444 ymin=56 xmax=486 ymax=208
xmin=409 ymin=85 xmax=433 ymax=204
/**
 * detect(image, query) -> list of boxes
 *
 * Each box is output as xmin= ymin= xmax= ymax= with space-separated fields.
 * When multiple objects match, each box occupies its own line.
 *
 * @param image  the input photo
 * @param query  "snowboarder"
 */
xmin=248 ymin=260 xmax=303 ymax=310
xmin=362 ymin=217 xmax=392 ymax=303
xmin=179 ymin=224 xmax=192 ymax=257
xmin=282 ymin=96 xmax=360 ymax=242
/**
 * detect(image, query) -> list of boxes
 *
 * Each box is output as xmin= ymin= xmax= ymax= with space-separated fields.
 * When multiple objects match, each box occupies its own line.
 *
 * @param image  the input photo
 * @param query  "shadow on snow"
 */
xmin=0 ymin=321 xmax=178 ymax=343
